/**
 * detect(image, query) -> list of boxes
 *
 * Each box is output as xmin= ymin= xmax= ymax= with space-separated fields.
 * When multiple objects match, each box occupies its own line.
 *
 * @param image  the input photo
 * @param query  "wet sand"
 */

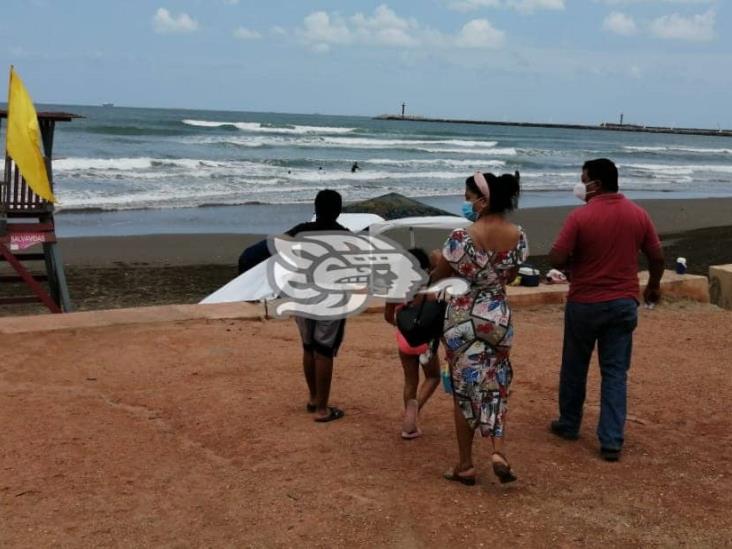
xmin=2 ymin=198 xmax=731 ymax=316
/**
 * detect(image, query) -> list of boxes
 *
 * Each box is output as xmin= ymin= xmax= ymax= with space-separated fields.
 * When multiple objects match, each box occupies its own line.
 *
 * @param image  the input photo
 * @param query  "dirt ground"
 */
xmin=1 ymin=302 xmax=731 ymax=547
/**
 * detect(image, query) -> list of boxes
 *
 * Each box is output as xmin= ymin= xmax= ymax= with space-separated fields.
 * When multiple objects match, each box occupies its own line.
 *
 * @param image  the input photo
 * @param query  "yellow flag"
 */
xmin=6 ymin=67 xmax=55 ymax=203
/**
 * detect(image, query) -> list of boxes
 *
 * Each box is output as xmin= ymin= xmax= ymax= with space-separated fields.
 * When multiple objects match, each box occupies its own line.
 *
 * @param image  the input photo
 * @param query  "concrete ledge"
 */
xmin=509 ymin=270 xmax=709 ymax=307
xmin=709 ymin=264 xmax=732 ymax=310
xmin=0 ymin=270 xmax=711 ymax=334
xmin=0 ymin=302 xmax=265 ymax=335
xmin=507 ymin=283 xmax=568 ymax=307
xmin=365 ymin=270 xmax=709 ymax=311
xmin=652 ymin=270 xmax=710 ymax=304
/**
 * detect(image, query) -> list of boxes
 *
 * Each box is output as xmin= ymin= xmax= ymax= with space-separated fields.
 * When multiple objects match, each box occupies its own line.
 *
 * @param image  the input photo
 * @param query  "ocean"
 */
xmin=22 ymin=105 xmax=732 ymax=235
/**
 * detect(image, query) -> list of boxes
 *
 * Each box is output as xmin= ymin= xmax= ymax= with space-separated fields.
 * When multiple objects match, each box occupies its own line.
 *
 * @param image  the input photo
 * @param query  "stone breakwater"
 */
xmin=374 ymin=115 xmax=732 ymax=138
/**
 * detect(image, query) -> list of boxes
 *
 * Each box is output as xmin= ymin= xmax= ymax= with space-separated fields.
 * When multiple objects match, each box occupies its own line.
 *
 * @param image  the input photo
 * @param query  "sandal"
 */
xmin=401 ymin=428 xmax=423 ymax=440
xmin=314 ymin=406 xmax=345 ymax=423
xmin=443 ymin=467 xmax=476 ymax=486
xmin=401 ymin=399 xmax=419 ymax=439
xmin=491 ymin=452 xmax=517 ymax=484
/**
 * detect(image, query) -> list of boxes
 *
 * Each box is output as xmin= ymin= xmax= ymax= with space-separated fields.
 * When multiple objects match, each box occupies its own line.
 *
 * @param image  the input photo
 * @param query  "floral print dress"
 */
xmin=442 ymin=227 xmax=528 ymax=438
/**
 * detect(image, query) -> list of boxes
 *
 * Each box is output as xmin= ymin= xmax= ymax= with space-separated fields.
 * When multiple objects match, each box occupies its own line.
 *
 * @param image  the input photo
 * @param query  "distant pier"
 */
xmin=374 ymin=115 xmax=732 ymax=138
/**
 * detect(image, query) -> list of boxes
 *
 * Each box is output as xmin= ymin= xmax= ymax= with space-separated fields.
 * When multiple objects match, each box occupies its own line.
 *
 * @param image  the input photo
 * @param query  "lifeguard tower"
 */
xmin=0 ymin=110 xmax=79 ymax=313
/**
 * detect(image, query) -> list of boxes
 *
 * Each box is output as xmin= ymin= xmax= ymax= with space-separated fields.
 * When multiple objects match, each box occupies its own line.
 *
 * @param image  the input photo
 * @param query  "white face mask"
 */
xmin=573 ymin=182 xmax=588 ymax=202
xmin=573 ymin=180 xmax=597 ymax=202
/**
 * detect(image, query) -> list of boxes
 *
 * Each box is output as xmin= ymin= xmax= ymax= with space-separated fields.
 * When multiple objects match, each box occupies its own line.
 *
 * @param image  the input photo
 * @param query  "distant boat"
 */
xmin=101 ymin=103 xmax=114 ymax=108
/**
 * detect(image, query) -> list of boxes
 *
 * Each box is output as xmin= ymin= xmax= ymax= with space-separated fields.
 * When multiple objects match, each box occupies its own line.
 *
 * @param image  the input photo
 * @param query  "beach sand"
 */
xmin=1 ymin=304 xmax=730 ymax=546
xmin=1 ymin=198 xmax=732 ymax=315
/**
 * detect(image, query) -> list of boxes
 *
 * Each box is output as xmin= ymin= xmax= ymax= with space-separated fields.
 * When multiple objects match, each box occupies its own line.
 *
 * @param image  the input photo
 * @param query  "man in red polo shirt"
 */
xmin=548 ymin=158 xmax=665 ymax=461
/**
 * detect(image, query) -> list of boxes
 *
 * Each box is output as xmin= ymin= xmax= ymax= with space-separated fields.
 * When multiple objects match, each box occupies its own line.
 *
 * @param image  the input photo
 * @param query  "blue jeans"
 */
xmin=557 ymin=298 xmax=638 ymax=450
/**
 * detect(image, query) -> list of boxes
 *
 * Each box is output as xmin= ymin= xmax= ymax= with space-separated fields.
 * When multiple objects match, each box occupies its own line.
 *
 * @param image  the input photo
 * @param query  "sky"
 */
xmin=0 ymin=0 xmax=730 ymax=127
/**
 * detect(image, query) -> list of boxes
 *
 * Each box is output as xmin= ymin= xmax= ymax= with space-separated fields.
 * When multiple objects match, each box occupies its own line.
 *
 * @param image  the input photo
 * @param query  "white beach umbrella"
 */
xmin=200 ymin=212 xmax=387 ymax=305
xmin=200 ymin=257 xmax=281 ymax=304
xmin=369 ymin=215 xmax=469 ymax=247
xmin=308 ymin=212 xmax=386 ymax=232
xmin=368 ymin=215 xmax=468 ymax=235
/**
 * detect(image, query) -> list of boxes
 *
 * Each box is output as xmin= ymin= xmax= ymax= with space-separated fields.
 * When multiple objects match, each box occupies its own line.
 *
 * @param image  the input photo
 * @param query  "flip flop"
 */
xmin=443 ymin=468 xmax=476 ymax=486
xmin=401 ymin=428 xmax=423 ymax=440
xmin=314 ymin=406 xmax=345 ymax=423
xmin=491 ymin=452 xmax=517 ymax=484
xmin=402 ymin=399 xmax=419 ymax=436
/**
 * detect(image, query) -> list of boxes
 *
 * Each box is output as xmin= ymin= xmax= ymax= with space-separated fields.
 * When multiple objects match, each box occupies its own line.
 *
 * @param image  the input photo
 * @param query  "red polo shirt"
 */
xmin=552 ymin=193 xmax=662 ymax=303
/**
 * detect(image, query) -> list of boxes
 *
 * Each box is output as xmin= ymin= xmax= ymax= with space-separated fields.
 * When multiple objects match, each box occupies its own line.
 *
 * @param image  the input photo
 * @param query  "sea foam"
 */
xmin=181 ymin=119 xmax=357 ymax=134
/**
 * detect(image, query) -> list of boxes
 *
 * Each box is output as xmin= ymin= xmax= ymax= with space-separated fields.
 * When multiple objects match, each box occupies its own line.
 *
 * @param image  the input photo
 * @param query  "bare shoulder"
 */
xmin=495 ymin=220 xmax=522 ymax=241
xmin=471 ymin=219 xmax=522 ymax=252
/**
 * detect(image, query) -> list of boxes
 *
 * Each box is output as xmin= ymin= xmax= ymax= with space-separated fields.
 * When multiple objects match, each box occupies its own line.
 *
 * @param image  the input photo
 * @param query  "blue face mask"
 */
xmin=462 ymin=201 xmax=477 ymax=221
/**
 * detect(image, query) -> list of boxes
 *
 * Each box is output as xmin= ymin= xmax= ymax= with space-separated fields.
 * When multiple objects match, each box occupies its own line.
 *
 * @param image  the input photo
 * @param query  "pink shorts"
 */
xmin=396 ymin=330 xmax=429 ymax=356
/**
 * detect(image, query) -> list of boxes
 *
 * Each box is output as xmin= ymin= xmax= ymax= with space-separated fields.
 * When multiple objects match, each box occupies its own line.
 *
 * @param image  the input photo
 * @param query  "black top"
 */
xmin=238 ymin=238 xmax=270 ymax=275
xmin=238 ymin=218 xmax=349 ymax=274
xmin=285 ymin=219 xmax=350 ymax=237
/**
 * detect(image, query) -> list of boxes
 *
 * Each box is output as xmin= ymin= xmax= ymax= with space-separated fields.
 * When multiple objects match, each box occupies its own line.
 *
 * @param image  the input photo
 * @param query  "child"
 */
xmin=384 ymin=248 xmax=441 ymax=439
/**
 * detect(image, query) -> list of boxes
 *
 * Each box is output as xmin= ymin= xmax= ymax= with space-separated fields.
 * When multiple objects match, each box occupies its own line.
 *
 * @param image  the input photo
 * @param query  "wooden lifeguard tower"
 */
xmin=0 ymin=110 xmax=79 ymax=313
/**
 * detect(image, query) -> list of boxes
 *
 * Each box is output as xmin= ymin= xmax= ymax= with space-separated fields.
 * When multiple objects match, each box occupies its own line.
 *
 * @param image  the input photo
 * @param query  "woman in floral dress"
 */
xmin=430 ymin=171 xmax=527 ymax=485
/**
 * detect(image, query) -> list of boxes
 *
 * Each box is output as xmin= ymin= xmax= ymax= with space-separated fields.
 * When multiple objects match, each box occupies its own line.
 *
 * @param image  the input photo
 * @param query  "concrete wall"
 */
xmin=709 ymin=265 xmax=732 ymax=310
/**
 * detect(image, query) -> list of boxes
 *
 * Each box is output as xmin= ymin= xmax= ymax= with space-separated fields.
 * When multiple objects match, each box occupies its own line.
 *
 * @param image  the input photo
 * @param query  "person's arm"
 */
xmin=429 ymin=254 xmax=455 ymax=282
xmin=549 ymin=214 xmax=578 ymax=270
xmin=284 ymin=223 xmax=303 ymax=238
xmin=428 ymin=229 xmax=464 ymax=283
xmin=644 ymin=246 xmax=665 ymax=304
xmin=384 ymin=302 xmax=397 ymax=325
xmin=549 ymin=247 xmax=570 ymax=270
xmin=642 ymin=216 xmax=665 ymax=304
xmin=238 ymin=239 xmax=271 ymax=274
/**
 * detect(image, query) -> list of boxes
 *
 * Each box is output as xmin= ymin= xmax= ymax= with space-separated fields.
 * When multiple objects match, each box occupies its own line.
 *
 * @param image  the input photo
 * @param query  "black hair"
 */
xmin=407 ymin=247 xmax=431 ymax=272
xmin=314 ymin=189 xmax=342 ymax=221
xmin=583 ymin=158 xmax=618 ymax=192
xmin=466 ymin=171 xmax=520 ymax=214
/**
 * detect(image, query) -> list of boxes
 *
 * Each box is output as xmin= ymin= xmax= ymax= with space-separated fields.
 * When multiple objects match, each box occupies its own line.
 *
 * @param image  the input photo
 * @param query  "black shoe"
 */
xmin=550 ymin=420 xmax=579 ymax=441
xmin=600 ymin=447 xmax=621 ymax=462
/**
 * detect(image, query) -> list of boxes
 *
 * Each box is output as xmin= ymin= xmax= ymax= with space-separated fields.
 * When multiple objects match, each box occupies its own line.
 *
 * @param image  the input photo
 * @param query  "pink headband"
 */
xmin=473 ymin=171 xmax=490 ymax=201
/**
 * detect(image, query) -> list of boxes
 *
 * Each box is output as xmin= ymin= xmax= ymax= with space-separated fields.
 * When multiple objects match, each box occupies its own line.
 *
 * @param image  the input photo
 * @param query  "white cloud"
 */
xmin=649 ymin=10 xmax=715 ymax=41
xmin=599 ymin=0 xmax=713 ymax=4
xmin=152 ymin=8 xmax=198 ymax=34
xmin=271 ymin=26 xmax=286 ymax=36
xmin=312 ymin=43 xmax=331 ymax=54
xmin=300 ymin=11 xmax=352 ymax=49
xmin=299 ymin=5 xmax=421 ymax=50
xmin=455 ymin=19 xmax=505 ymax=48
xmin=447 ymin=0 xmax=501 ymax=12
xmin=350 ymin=5 xmax=420 ymax=47
xmin=445 ymin=0 xmax=564 ymax=12
xmin=603 ymin=12 xmax=638 ymax=35
xmin=298 ymin=5 xmax=507 ymax=52
xmin=233 ymin=27 xmax=261 ymax=40
xmin=506 ymin=0 xmax=565 ymax=13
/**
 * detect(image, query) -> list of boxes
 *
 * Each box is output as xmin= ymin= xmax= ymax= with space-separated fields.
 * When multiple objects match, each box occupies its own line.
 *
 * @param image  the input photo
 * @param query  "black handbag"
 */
xmin=396 ymin=293 xmax=447 ymax=348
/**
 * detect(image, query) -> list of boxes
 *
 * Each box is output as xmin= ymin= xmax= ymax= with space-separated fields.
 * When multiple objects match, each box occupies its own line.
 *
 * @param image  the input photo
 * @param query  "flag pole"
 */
xmin=4 ymin=65 xmax=13 ymax=157
xmin=1 ymin=65 xmax=11 ymax=232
